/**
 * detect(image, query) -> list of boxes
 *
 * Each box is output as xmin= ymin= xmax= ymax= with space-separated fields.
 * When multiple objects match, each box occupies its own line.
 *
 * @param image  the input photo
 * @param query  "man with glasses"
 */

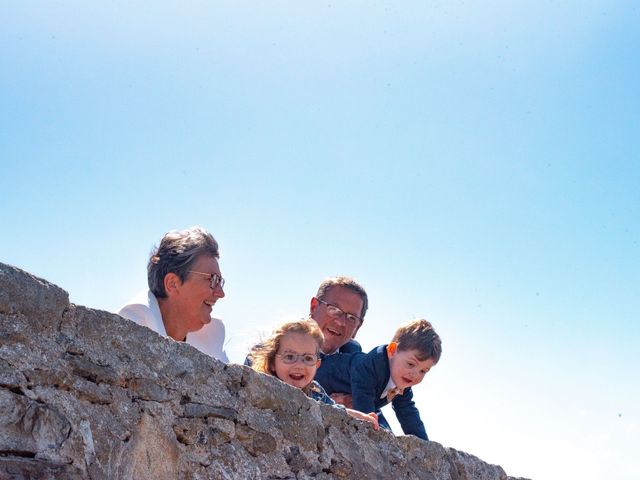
xmin=310 ymin=276 xmax=368 ymax=406
xmin=310 ymin=276 xmax=368 ymax=356
xmin=118 ymin=226 xmax=229 ymax=362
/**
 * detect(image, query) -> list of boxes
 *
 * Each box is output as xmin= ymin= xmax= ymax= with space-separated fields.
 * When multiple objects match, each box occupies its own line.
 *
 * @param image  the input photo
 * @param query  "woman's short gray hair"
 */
xmin=147 ymin=226 xmax=219 ymax=298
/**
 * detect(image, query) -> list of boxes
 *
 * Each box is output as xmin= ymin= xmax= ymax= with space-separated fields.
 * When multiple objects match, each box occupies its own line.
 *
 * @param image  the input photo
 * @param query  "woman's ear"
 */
xmin=164 ymin=272 xmax=182 ymax=297
xmin=387 ymin=342 xmax=398 ymax=359
xmin=316 ymin=358 xmax=321 ymax=369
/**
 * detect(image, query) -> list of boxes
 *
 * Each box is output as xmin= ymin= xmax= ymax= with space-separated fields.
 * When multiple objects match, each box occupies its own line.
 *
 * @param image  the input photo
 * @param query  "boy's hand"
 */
xmin=366 ymin=412 xmax=379 ymax=430
xmin=330 ymin=393 xmax=353 ymax=408
xmin=345 ymin=409 xmax=379 ymax=430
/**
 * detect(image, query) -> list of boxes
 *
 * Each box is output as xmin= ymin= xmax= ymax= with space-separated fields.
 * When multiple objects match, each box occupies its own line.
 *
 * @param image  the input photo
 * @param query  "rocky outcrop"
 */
xmin=0 ymin=262 xmax=529 ymax=479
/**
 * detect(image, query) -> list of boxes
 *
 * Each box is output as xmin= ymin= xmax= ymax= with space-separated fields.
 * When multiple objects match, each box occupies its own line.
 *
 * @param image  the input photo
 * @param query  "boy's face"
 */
xmin=273 ymin=332 xmax=321 ymax=390
xmin=388 ymin=347 xmax=436 ymax=392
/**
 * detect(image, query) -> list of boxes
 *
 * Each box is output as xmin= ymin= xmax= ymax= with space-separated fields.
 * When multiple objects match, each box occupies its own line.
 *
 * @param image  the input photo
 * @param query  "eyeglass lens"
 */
xmin=280 ymin=353 xmax=317 ymax=365
xmin=211 ymin=274 xmax=225 ymax=289
xmin=326 ymin=305 xmax=359 ymax=325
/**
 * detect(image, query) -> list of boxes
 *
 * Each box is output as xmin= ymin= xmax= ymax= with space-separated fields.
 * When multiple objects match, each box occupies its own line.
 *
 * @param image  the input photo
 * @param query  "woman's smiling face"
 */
xmin=173 ymin=254 xmax=225 ymax=335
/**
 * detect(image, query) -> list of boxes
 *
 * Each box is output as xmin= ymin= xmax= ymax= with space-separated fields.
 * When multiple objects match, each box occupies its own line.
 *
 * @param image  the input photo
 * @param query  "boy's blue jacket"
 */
xmin=315 ymin=344 xmax=428 ymax=440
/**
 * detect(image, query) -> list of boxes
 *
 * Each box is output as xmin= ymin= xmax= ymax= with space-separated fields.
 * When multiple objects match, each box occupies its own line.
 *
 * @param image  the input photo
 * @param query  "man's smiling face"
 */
xmin=310 ymin=286 xmax=364 ymax=354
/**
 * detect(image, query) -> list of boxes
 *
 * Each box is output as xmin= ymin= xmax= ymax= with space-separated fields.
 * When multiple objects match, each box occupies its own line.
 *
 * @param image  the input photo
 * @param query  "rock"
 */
xmin=0 ymin=263 xmax=69 ymax=322
xmin=0 ymin=262 xmax=531 ymax=479
xmin=0 ymin=388 xmax=71 ymax=460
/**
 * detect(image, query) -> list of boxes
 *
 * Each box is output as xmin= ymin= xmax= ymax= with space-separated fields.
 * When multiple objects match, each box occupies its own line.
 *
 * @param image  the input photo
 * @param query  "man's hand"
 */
xmin=330 ymin=393 xmax=353 ymax=408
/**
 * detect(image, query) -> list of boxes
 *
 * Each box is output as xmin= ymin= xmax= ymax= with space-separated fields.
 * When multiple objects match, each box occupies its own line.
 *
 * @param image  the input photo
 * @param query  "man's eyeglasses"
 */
xmin=276 ymin=353 xmax=319 ymax=366
xmin=317 ymin=299 xmax=362 ymax=326
xmin=188 ymin=270 xmax=225 ymax=289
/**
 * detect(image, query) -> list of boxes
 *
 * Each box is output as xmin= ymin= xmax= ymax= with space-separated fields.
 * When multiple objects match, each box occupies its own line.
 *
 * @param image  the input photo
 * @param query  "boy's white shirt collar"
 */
xmin=381 ymin=377 xmax=397 ymax=400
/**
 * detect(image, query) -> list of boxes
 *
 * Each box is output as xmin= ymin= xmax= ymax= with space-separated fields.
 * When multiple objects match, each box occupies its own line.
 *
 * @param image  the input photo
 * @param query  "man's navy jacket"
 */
xmin=314 ymin=344 xmax=428 ymax=440
xmin=314 ymin=338 xmax=361 ymax=388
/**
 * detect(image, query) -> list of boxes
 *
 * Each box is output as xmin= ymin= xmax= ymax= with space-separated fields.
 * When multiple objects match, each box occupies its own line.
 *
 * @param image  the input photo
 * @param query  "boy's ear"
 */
xmin=387 ymin=342 xmax=398 ymax=358
xmin=316 ymin=358 xmax=321 ymax=369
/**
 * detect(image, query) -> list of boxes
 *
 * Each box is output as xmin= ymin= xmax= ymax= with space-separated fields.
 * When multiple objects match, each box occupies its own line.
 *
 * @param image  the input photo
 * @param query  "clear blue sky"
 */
xmin=2 ymin=2 xmax=639 ymax=479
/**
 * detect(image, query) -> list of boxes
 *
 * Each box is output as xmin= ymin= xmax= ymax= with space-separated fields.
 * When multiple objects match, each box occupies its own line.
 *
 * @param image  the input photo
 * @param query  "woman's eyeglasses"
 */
xmin=188 ymin=270 xmax=225 ymax=289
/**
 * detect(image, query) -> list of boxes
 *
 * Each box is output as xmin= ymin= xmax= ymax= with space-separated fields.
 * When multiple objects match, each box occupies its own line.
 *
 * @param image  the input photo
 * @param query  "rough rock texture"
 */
xmin=0 ymin=262 xmax=531 ymax=480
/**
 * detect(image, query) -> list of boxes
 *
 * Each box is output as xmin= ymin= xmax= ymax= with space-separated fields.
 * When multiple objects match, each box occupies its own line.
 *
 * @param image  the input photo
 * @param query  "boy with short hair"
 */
xmin=316 ymin=319 xmax=442 ymax=440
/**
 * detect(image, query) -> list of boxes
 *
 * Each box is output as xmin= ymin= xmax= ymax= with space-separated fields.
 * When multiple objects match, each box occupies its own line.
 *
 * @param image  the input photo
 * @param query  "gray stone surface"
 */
xmin=0 ymin=262 xmax=531 ymax=479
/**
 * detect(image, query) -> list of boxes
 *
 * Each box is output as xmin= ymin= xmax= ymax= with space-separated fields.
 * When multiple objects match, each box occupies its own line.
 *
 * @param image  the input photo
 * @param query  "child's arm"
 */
xmin=345 ymin=409 xmax=379 ymax=430
xmin=330 ymin=392 xmax=353 ymax=408
xmin=350 ymin=348 xmax=386 ymax=414
xmin=392 ymin=388 xmax=428 ymax=440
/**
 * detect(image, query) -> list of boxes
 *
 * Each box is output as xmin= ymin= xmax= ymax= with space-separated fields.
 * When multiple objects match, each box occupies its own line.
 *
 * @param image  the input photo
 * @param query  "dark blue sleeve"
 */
xmin=350 ymin=353 xmax=383 ymax=414
xmin=339 ymin=339 xmax=362 ymax=353
xmin=376 ymin=410 xmax=391 ymax=431
xmin=392 ymin=388 xmax=428 ymax=440
xmin=314 ymin=352 xmax=354 ymax=395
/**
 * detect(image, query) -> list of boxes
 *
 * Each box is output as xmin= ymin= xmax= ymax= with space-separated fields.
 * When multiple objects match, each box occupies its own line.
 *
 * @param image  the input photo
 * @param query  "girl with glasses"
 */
xmin=248 ymin=318 xmax=378 ymax=430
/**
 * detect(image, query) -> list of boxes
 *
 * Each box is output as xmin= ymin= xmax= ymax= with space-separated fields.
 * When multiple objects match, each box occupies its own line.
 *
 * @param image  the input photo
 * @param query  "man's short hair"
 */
xmin=147 ymin=226 xmax=219 ymax=298
xmin=391 ymin=319 xmax=442 ymax=363
xmin=316 ymin=276 xmax=369 ymax=320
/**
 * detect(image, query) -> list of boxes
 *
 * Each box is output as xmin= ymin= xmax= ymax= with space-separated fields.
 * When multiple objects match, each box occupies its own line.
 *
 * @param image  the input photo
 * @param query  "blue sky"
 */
xmin=2 ymin=2 xmax=639 ymax=479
